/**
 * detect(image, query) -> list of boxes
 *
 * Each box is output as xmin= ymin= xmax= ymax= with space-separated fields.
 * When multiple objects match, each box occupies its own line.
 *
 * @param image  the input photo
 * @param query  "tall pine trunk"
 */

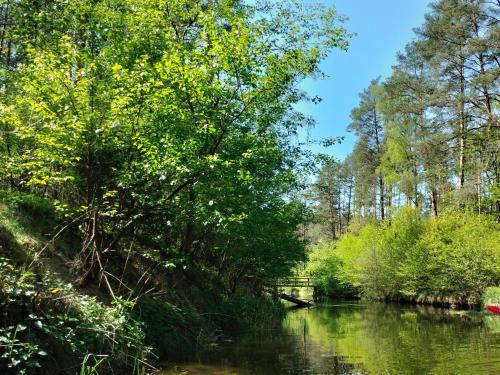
xmin=379 ymin=176 xmax=385 ymax=220
xmin=430 ymin=189 xmax=438 ymax=217
xmin=373 ymin=108 xmax=385 ymax=220
xmin=458 ymin=60 xmax=466 ymax=188
xmin=346 ymin=181 xmax=352 ymax=229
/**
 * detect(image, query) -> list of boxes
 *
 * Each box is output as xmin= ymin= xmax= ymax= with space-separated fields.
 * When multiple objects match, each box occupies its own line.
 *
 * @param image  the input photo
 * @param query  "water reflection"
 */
xmin=161 ymin=302 xmax=500 ymax=375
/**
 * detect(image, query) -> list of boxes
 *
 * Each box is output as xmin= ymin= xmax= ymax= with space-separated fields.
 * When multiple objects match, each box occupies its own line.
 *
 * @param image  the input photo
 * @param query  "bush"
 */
xmin=308 ymin=209 xmax=500 ymax=306
xmin=306 ymin=241 xmax=357 ymax=298
xmin=482 ymin=287 xmax=500 ymax=308
xmin=402 ymin=213 xmax=500 ymax=304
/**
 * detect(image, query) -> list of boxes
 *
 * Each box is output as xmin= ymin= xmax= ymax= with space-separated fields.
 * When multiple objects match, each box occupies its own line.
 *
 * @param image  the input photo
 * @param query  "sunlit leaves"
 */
xmin=1 ymin=0 xmax=348 ymax=287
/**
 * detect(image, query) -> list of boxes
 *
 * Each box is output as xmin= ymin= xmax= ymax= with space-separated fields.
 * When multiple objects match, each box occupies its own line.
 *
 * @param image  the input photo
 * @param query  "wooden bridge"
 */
xmin=264 ymin=276 xmax=316 ymax=307
xmin=273 ymin=276 xmax=316 ymax=288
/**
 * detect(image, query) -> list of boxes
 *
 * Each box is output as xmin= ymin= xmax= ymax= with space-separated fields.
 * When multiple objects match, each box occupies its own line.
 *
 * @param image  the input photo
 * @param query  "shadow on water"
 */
xmin=160 ymin=301 xmax=500 ymax=375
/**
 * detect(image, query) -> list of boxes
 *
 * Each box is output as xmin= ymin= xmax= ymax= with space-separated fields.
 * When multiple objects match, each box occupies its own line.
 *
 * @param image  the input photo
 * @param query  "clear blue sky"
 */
xmin=297 ymin=1 xmax=431 ymax=160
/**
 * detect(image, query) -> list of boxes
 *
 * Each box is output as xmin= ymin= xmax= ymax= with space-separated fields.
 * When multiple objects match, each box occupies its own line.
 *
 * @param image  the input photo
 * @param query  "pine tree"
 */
xmin=348 ymin=79 xmax=386 ymax=219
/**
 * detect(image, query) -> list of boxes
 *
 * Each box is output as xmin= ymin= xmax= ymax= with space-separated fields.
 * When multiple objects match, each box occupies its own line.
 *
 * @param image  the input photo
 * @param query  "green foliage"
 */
xmin=134 ymin=296 xmax=198 ymax=361
xmin=482 ymin=287 xmax=500 ymax=308
xmin=0 ymin=255 xmax=150 ymax=374
xmin=0 ymin=0 xmax=348 ymax=298
xmin=0 ymin=0 xmax=349 ymax=369
xmin=0 ymin=321 xmax=48 ymax=374
xmin=309 ymin=209 xmax=500 ymax=305
xmin=306 ymin=242 xmax=356 ymax=297
xmin=401 ymin=212 xmax=499 ymax=303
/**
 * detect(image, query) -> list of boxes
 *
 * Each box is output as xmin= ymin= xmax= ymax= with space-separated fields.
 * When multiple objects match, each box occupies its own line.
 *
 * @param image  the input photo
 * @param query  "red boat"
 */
xmin=486 ymin=305 xmax=500 ymax=314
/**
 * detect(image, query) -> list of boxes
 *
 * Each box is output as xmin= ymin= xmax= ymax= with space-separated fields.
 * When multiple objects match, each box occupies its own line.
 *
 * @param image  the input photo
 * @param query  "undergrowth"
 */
xmin=0 ymin=257 xmax=150 ymax=374
xmin=0 ymin=191 xmax=287 ymax=374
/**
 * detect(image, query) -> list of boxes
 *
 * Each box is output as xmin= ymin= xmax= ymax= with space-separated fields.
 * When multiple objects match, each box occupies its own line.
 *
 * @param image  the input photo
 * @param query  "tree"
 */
xmin=380 ymin=43 xmax=451 ymax=215
xmin=0 ymin=0 xmax=349 ymax=293
xmin=416 ymin=0 xmax=499 ymax=201
xmin=348 ymin=79 xmax=386 ymax=219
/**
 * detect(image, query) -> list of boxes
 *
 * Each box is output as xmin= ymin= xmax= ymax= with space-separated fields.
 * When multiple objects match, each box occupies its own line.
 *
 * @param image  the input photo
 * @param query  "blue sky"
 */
xmin=298 ymin=0 xmax=431 ymax=160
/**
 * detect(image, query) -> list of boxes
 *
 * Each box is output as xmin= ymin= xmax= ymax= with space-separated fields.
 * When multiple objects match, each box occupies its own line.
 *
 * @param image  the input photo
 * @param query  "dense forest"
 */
xmin=0 ymin=0 xmax=348 ymax=373
xmin=308 ymin=0 xmax=499 ymax=305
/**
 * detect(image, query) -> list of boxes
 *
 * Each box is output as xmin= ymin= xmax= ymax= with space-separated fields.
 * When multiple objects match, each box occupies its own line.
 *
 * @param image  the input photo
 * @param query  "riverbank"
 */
xmin=0 ymin=192 xmax=285 ymax=374
xmin=308 ymin=208 xmax=500 ymax=308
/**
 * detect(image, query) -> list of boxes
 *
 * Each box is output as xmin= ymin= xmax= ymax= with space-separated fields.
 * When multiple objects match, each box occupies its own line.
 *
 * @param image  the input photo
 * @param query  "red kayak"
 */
xmin=486 ymin=305 xmax=500 ymax=314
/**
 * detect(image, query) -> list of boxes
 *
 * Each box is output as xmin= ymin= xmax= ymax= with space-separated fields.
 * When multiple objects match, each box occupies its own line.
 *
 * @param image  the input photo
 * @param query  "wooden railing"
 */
xmin=271 ymin=276 xmax=315 ymax=288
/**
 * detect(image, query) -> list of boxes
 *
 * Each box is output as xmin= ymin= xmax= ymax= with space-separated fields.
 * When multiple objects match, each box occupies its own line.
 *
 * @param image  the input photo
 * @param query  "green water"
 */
xmin=161 ymin=302 xmax=500 ymax=375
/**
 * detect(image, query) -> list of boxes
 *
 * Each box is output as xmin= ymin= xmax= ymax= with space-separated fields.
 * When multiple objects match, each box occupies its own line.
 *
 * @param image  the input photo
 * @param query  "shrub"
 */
xmin=308 ymin=209 xmax=500 ymax=306
xmin=482 ymin=287 xmax=500 ymax=308
xmin=307 ymin=241 xmax=357 ymax=298
xmin=403 ymin=213 xmax=500 ymax=304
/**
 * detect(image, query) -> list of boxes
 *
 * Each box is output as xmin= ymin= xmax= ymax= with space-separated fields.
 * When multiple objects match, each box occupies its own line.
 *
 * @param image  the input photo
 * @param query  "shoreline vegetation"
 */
xmin=307 ymin=209 xmax=500 ymax=309
xmin=0 ymin=190 xmax=287 ymax=374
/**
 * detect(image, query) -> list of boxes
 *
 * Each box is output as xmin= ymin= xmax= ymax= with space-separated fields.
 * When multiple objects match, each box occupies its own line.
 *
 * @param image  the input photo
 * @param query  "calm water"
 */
xmin=161 ymin=302 xmax=500 ymax=375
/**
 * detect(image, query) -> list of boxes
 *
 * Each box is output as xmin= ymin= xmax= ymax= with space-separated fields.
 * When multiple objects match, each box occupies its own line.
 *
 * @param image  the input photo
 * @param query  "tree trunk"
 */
xmin=386 ymin=184 xmax=392 ymax=219
xmin=373 ymin=108 xmax=385 ymax=219
xmin=346 ymin=181 xmax=352 ymax=230
xmin=379 ymin=176 xmax=385 ymax=220
xmin=458 ymin=61 xmax=466 ymax=188
xmin=337 ymin=187 xmax=342 ymax=234
xmin=430 ymin=189 xmax=438 ymax=217
xmin=0 ymin=0 xmax=10 ymax=64
xmin=473 ymin=18 xmax=495 ymax=131
xmin=330 ymin=211 xmax=336 ymax=241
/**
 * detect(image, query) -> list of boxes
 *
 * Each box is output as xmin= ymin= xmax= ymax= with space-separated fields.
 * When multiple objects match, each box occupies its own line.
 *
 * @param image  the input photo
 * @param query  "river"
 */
xmin=160 ymin=301 xmax=500 ymax=374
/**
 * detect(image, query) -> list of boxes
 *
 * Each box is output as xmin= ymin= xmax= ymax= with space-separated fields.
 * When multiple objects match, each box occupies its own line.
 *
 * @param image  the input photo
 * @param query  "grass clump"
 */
xmin=219 ymin=291 xmax=286 ymax=331
xmin=134 ymin=296 xmax=199 ymax=361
